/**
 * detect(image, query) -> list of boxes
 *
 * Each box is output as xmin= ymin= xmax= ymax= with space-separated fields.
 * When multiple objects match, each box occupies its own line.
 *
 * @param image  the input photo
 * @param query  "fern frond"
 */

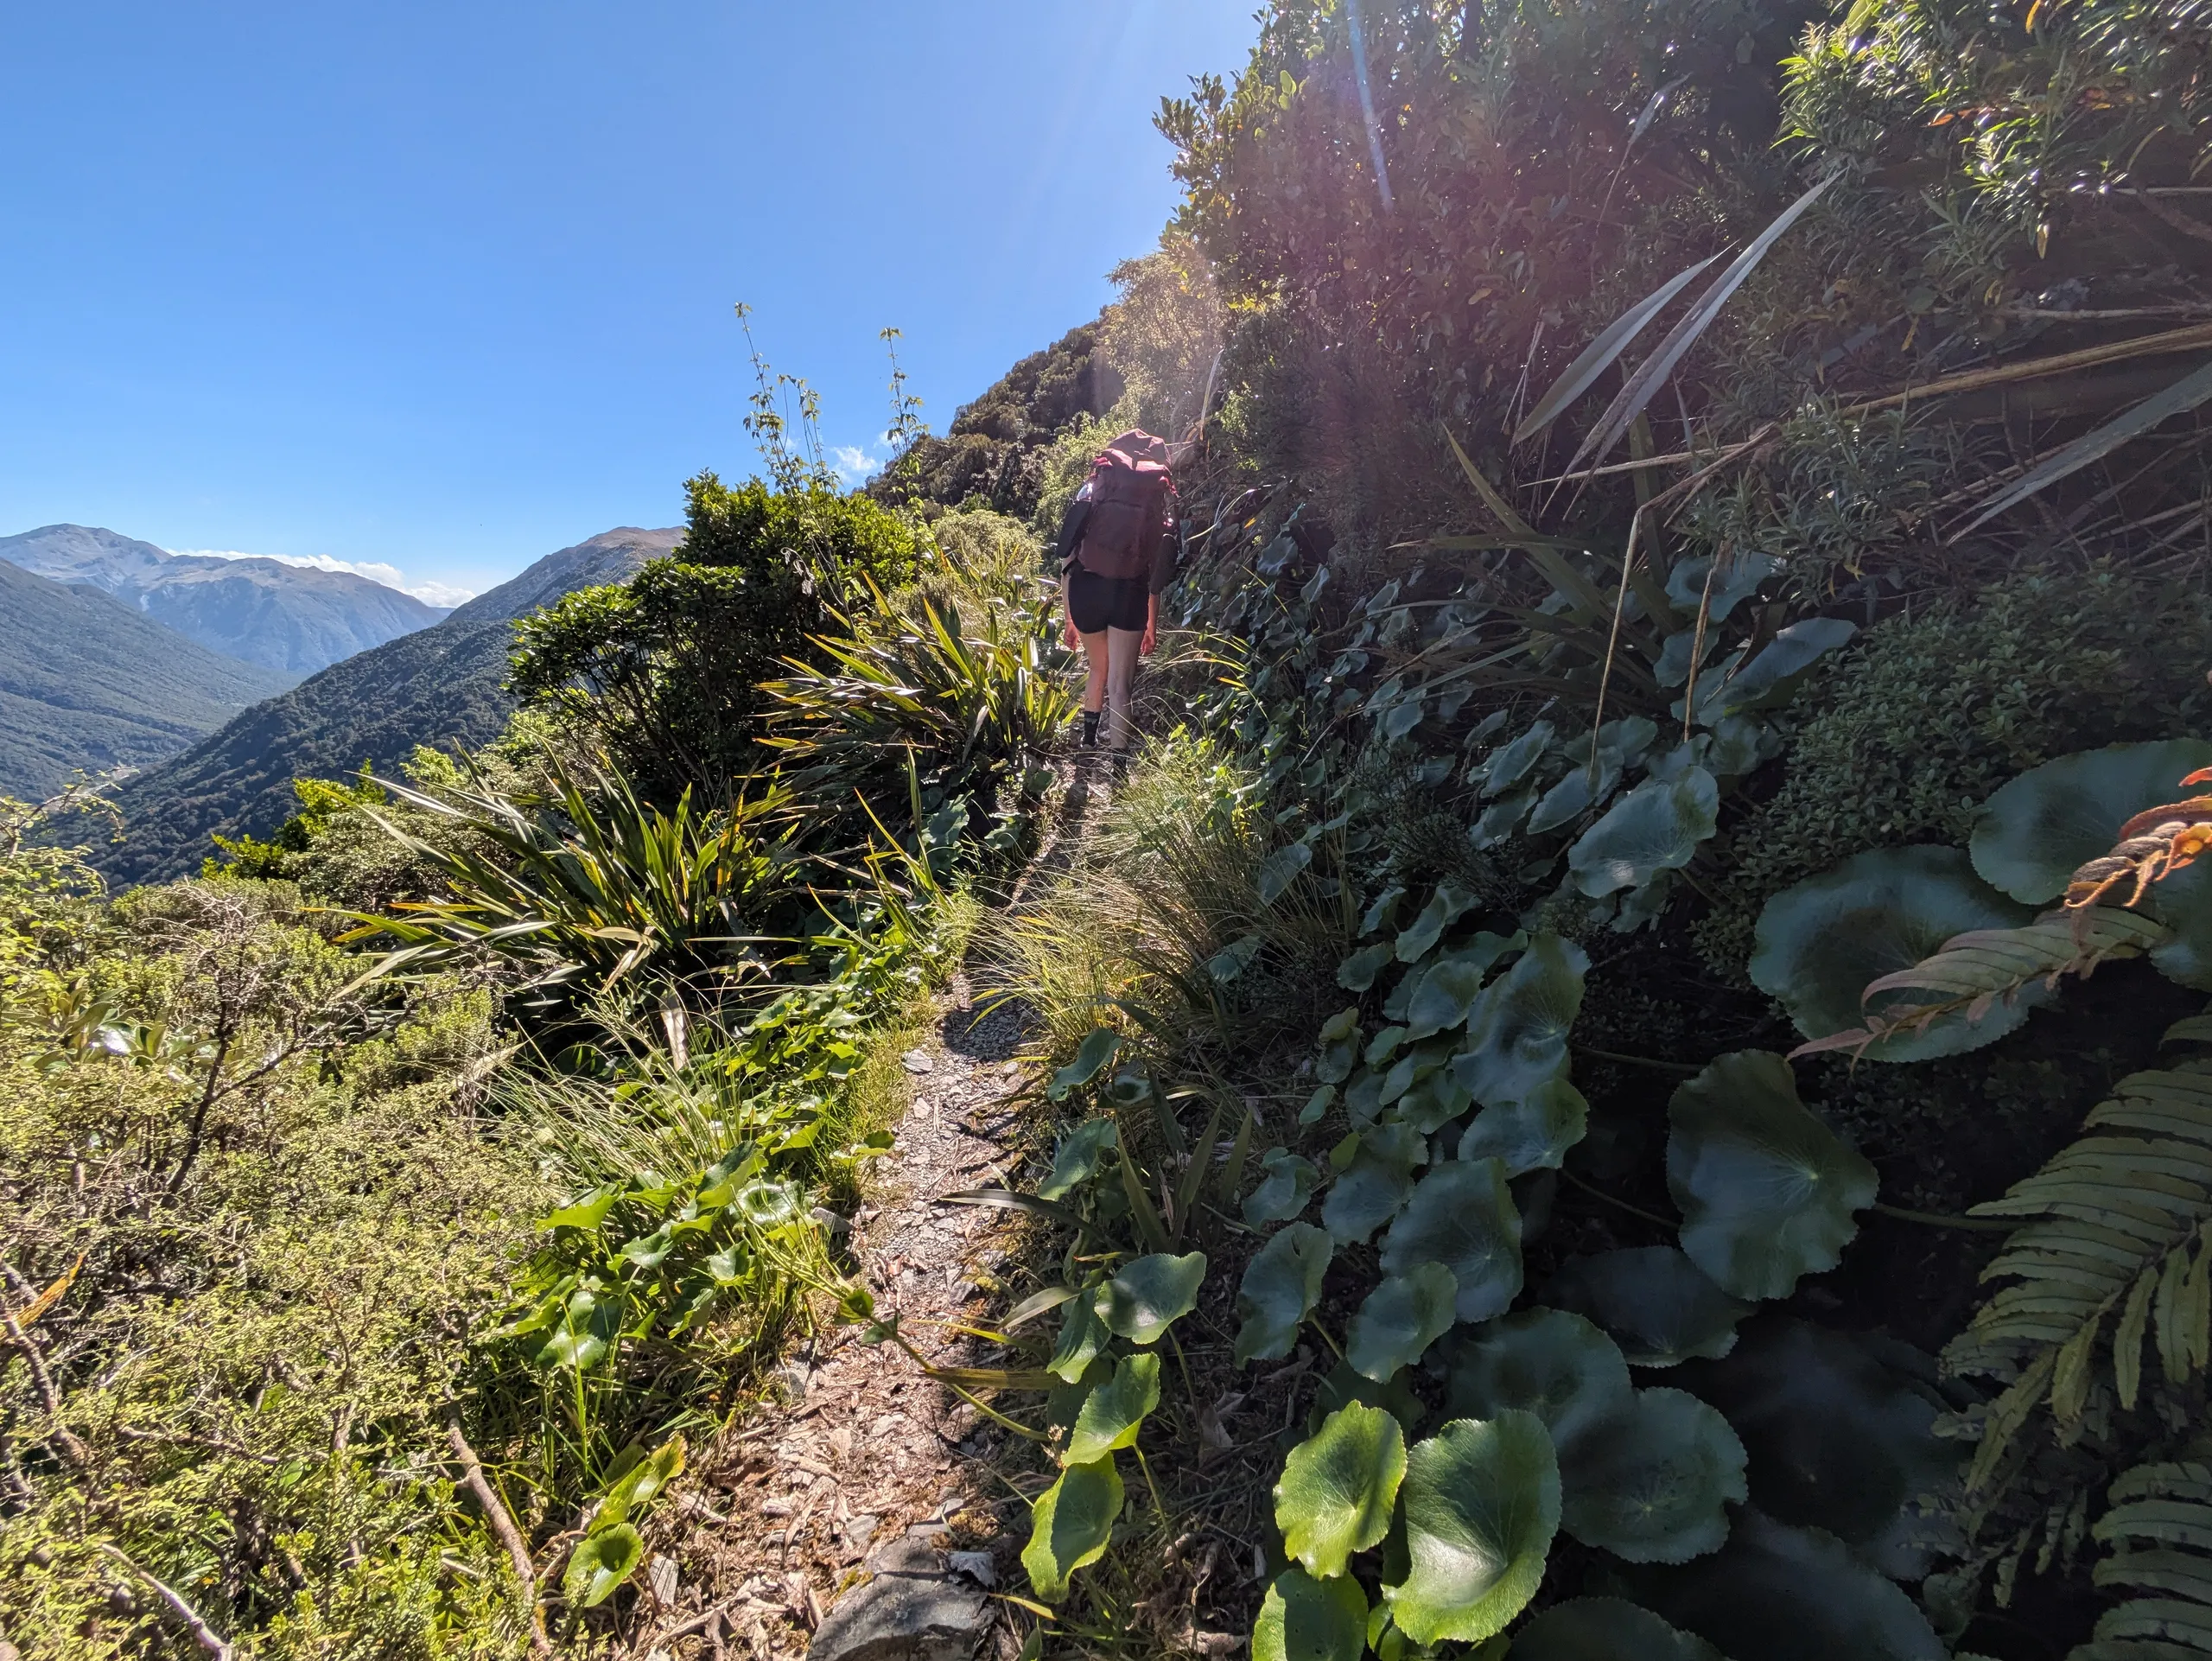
xmin=2075 ymin=1462 xmax=2212 ymax=1658
xmin=1947 ymin=1064 xmax=2212 ymax=1499
xmin=1789 ymin=907 xmax=2169 ymax=1060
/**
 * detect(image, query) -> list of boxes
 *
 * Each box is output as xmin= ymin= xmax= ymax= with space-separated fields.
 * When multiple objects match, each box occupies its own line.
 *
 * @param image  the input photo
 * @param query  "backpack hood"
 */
xmin=1102 ymin=429 xmax=1172 ymax=468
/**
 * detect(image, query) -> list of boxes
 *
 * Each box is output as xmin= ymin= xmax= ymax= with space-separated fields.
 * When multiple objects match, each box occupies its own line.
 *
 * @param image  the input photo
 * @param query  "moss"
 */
xmin=1695 ymin=568 xmax=2212 ymax=978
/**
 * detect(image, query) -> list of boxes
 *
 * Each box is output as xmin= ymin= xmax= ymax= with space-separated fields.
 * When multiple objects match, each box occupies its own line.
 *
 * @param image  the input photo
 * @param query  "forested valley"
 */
xmin=8 ymin=1 xmax=2212 ymax=1658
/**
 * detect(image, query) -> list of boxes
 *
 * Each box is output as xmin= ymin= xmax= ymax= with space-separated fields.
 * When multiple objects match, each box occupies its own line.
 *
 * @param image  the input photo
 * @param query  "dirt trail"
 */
xmin=622 ymin=772 xmax=1100 ymax=1661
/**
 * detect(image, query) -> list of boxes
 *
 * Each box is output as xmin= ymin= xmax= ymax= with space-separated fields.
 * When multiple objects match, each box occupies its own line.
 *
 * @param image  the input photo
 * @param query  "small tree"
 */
xmin=508 ymin=473 xmax=926 ymax=800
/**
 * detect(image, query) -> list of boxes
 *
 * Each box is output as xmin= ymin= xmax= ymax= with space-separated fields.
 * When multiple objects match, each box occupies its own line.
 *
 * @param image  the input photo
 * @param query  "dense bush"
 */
xmin=870 ymin=322 xmax=1122 ymax=519
xmin=508 ymin=474 xmax=925 ymax=799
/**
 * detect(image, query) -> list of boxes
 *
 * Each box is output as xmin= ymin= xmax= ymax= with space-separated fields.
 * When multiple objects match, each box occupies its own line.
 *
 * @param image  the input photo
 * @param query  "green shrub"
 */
xmin=508 ymin=474 xmax=926 ymax=799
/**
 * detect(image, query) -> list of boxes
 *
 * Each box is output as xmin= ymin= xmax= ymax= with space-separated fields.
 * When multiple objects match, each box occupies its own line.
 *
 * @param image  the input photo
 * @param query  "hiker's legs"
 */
xmin=1104 ymin=626 xmax=1142 ymax=751
xmin=1080 ymin=628 xmax=1109 ymax=716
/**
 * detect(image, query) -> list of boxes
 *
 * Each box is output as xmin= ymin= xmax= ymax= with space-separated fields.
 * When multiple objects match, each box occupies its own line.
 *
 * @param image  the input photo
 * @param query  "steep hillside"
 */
xmin=97 ymin=526 xmax=679 ymax=885
xmin=869 ymin=320 xmax=1119 ymax=518
xmin=0 ymin=524 xmax=447 ymax=674
xmin=0 ymin=561 xmax=294 ymax=800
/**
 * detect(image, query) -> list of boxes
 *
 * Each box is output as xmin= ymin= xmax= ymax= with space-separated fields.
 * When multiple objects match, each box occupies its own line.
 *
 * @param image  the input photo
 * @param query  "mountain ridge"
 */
xmin=0 ymin=561 xmax=295 ymax=801
xmin=0 ymin=524 xmax=447 ymax=675
xmin=94 ymin=526 xmax=681 ymax=886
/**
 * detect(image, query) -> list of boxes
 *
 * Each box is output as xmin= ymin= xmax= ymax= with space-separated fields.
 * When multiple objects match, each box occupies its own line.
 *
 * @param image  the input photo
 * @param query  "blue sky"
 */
xmin=0 ymin=3 xmax=1255 ymax=602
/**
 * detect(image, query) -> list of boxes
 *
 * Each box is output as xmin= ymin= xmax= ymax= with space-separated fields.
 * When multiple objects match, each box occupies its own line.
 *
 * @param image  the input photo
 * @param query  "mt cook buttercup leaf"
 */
xmin=1557 ymin=1386 xmax=1748 ymax=1563
xmin=1274 ymin=1402 xmax=1408 ymax=1577
xmin=1322 ymin=1122 xmax=1428 ymax=1245
xmin=1509 ymin=1596 xmax=1726 ymax=1660
xmin=1459 ymin=1077 xmax=1589 ymax=1176
xmin=1676 ymin=1318 xmax=1955 ymax=1561
xmin=1749 ymin=844 xmax=2035 ymax=1062
xmin=1234 ymin=1223 xmax=1332 ymax=1366
xmin=1094 ymin=1251 xmax=1208 ymax=1345
xmin=1970 ymin=740 xmax=2212 ymax=905
xmin=1245 ymin=1147 xmax=1319 ymax=1226
xmin=1567 ymin=768 xmax=1719 ymax=899
xmin=1380 ymin=1157 xmax=1523 ymax=1323
xmin=1021 ymin=1456 xmax=1124 ymax=1602
xmin=1253 ymin=1567 xmax=1368 ymax=1661
xmin=1451 ymin=935 xmax=1588 ymax=1110
xmin=1347 ymin=1262 xmax=1460 ymax=1381
xmin=1545 ymin=1247 xmax=1752 ymax=1366
xmin=1396 ymin=881 xmax=1481 ymax=962
xmin=1620 ymin=1509 xmax=1946 ymax=1661
xmin=1383 ymin=1410 xmax=1560 ymax=1646
xmin=1446 ymin=1308 xmax=1634 ymax=1455
xmin=1667 ymin=1053 xmax=1877 ymax=1301
xmin=1062 ymin=1352 xmax=1162 ymax=1465
xmin=563 ymin=1522 xmax=645 ymax=1607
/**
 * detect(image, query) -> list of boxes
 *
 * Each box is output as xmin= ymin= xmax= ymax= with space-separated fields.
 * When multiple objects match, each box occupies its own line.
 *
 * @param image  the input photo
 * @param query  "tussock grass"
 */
xmin=990 ymin=735 xmax=1347 ymax=1068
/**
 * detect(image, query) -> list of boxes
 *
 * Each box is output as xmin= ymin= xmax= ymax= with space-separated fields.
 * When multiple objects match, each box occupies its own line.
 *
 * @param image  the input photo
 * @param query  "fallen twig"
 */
xmin=445 ymin=1409 xmax=552 ymax=1658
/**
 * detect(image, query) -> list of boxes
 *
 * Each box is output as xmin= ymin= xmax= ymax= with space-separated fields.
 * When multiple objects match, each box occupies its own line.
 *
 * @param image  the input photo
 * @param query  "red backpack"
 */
xmin=1075 ymin=435 xmax=1173 ymax=582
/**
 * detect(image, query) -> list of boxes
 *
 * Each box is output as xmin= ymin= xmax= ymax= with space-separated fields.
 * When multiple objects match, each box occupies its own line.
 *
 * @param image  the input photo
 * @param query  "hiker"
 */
xmin=1054 ymin=428 xmax=1182 ymax=762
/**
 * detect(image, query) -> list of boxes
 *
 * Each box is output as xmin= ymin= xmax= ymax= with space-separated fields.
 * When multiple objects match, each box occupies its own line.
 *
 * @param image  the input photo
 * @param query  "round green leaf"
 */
xmin=1545 ymin=1247 xmax=1752 ymax=1367
xmin=1380 ymin=1158 xmax=1524 ymax=1323
xmin=1022 ymin=1456 xmax=1125 ymax=1603
xmin=596 ymin=1435 xmax=686 ymax=1531
xmin=1708 ymin=617 xmax=1855 ymax=716
xmin=1483 ymin=722 xmax=1556 ymax=797
xmin=1459 ymin=1078 xmax=1589 ymax=1176
xmin=1048 ymin=1292 xmax=1108 ymax=1383
xmin=1402 ymin=934 xmax=1525 ymax=1041
xmin=1047 ymin=1028 xmax=1122 ymax=1101
xmin=1451 ymin=936 xmax=1588 ymax=1109
xmin=1446 ymin=1308 xmax=1633 ymax=1456
xmin=1275 ymin=1402 xmax=1408 ymax=1578
xmin=1323 ymin=1123 xmax=1427 ymax=1245
xmin=1510 ymin=1597 xmax=1726 ymax=1660
xmin=1970 ymin=740 xmax=2212 ymax=904
xmin=1396 ymin=1063 xmax=1475 ymax=1134
xmin=563 ymin=1522 xmax=644 ymax=1607
xmin=1407 ymin=956 xmax=1491 ymax=1042
xmin=1622 ymin=1510 xmax=1946 ymax=1661
xmin=1039 ymin=1117 xmax=1119 ymax=1201
xmin=1348 ymin=1263 xmax=1460 ymax=1382
xmin=1397 ymin=881 xmax=1481 ymax=962
xmin=1678 ymin=1318 xmax=1954 ymax=1562
xmin=1254 ymin=1567 xmax=1369 ymax=1661
xmin=1559 ymin=1387 xmax=1746 ymax=1562
xmin=1568 ymin=769 xmax=1719 ymax=899
xmin=1246 ymin=1147 xmax=1320 ymax=1226
xmin=1235 ymin=1223 xmax=1332 ymax=1366
xmin=1667 ymin=1053 xmax=1877 ymax=1301
xmin=1339 ymin=942 xmax=1396 ymax=992
xmin=1384 ymin=1410 xmax=1560 ymax=1646
xmin=1095 ymin=1251 xmax=1207 ymax=1345
xmin=1748 ymin=845 xmax=2036 ymax=1061
xmin=1063 ymin=1352 xmax=1162 ymax=1465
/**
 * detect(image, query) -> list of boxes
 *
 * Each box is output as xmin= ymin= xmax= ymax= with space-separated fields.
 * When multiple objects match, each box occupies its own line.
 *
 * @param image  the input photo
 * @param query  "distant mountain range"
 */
xmin=93 ymin=527 xmax=681 ymax=887
xmin=0 ymin=561 xmax=295 ymax=801
xmin=0 ymin=524 xmax=447 ymax=675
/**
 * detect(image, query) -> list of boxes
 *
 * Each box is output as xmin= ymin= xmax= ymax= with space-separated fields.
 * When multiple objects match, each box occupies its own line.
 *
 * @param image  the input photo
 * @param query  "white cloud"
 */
xmin=167 ymin=547 xmax=474 ymax=608
xmin=831 ymin=445 xmax=885 ymax=486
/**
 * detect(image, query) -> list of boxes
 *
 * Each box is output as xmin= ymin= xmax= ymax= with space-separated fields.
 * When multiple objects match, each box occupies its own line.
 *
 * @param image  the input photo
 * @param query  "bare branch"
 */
xmin=96 ymin=1545 xmax=232 ymax=1660
xmin=444 ymin=1409 xmax=552 ymax=1658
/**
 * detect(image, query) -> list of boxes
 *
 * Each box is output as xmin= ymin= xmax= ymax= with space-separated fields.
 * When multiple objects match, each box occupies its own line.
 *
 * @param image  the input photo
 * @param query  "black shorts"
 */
xmin=1068 ymin=567 xmax=1148 ymax=634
